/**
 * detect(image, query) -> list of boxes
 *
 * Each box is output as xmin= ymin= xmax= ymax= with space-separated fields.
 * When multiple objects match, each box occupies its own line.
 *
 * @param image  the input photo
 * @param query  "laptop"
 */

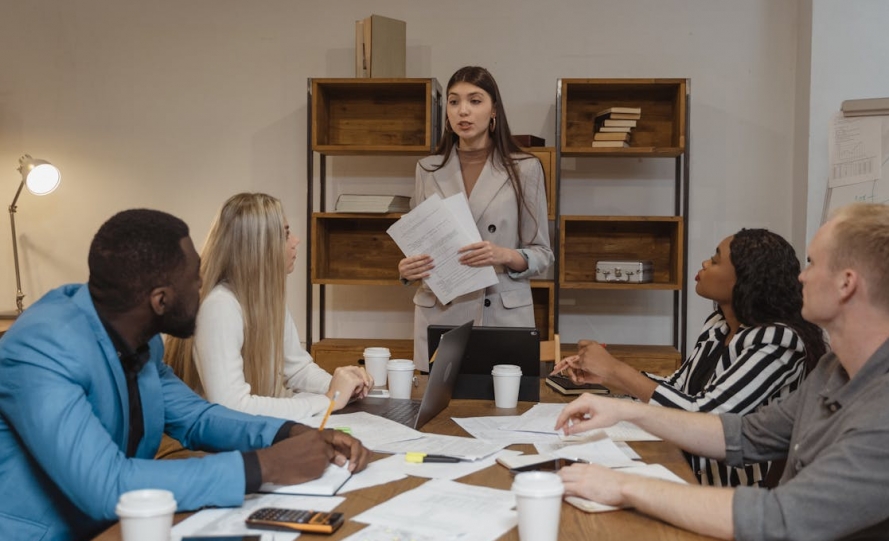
xmin=338 ymin=320 xmax=473 ymax=429
xmin=427 ymin=325 xmax=540 ymax=402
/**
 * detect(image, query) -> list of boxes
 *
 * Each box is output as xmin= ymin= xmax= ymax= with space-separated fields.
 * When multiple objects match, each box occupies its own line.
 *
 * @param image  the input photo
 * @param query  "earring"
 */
xmin=489 ymin=117 xmax=496 ymax=133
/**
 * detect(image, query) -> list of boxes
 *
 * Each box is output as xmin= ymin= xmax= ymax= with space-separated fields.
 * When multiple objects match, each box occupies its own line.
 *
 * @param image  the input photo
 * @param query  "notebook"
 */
xmin=258 ymin=462 xmax=352 ymax=496
xmin=339 ymin=320 xmax=472 ymax=429
xmin=427 ymin=325 xmax=540 ymax=402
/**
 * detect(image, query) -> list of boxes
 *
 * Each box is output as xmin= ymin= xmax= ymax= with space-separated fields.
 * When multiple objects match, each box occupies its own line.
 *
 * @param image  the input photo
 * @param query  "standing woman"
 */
xmin=166 ymin=193 xmax=372 ymax=421
xmin=398 ymin=66 xmax=554 ymax=369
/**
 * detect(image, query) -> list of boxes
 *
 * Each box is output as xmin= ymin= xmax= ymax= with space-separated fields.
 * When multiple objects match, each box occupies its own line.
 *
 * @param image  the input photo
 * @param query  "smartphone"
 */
xmin=245 ymin=508 xmax=344 ymax=534
xmin=509 ymin=458 xmax=580 ymax=475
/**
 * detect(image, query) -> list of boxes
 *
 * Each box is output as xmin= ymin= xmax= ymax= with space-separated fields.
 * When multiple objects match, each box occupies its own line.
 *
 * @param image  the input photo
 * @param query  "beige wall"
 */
xmin=0 ymin=0 xmax=805 ymax=348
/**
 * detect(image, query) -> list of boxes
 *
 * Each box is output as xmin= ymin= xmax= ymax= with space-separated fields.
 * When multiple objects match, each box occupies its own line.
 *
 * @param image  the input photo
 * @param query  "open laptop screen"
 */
xmin=427 ymin=325 xmax=540 ymax=402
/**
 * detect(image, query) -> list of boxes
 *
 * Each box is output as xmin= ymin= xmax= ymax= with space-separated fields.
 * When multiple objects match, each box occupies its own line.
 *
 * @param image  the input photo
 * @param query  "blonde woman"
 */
xmin=166 ymin=193 xmax=372 ymax=420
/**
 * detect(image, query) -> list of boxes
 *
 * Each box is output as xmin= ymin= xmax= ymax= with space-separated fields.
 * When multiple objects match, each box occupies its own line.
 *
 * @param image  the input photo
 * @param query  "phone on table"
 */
xmin=509 ymin=458 xmax=580 ymax=475
xmin=245 ymin=508 xmax=344 ymax=534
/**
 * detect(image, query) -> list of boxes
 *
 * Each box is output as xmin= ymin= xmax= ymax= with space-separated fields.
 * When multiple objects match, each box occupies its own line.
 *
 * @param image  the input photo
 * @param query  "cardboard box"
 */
xmin=355 ymin=15 xmax=406 ymax=78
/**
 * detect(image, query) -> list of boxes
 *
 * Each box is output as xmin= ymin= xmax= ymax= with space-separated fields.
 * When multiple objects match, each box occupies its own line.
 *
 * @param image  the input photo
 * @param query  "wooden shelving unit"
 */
xmin=555 ymin=78 xmax=690 ymax=365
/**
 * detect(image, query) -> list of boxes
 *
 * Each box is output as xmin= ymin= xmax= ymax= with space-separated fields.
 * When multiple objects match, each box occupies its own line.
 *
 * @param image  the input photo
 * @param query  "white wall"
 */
xmin=805 ymin=0 xmax=889 ymax=243
xmin=0 ymin=0 xmax=804 ymax=351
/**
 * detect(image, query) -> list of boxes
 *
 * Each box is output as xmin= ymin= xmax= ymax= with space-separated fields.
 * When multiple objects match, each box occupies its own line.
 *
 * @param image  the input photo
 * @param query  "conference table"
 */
xmin=94 ymin=380 xmax=719 ymax=540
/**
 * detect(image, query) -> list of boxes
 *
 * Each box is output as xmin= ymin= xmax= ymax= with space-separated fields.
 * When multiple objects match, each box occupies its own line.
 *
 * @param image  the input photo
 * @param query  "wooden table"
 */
xmin=94 ymin=381 xmax=718 ymax=541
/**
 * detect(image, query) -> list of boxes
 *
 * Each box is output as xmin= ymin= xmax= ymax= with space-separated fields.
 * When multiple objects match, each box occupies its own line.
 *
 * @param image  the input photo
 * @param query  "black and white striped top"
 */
xmin=648 ymin=311 xmax=807 ymax=487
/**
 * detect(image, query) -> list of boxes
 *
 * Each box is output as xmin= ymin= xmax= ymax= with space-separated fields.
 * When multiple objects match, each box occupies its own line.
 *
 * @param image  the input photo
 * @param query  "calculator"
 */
xmin=245 ymin=507 xmax=344 ymax=534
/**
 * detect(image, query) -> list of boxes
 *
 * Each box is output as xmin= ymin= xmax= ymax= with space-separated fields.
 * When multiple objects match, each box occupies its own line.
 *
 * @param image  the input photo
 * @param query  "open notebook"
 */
xmin=259 ymin=463 xmax=351 ymax=496
xmin=564 ymin=463 xmax=687 ymax=513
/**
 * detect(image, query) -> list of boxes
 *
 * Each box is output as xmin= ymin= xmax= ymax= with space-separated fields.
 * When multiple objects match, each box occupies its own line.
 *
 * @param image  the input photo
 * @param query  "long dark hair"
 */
xmin=424 ymin=66 xmax=537 ymax=242
xmin=729 ymin=229 xmax=827 ymax=373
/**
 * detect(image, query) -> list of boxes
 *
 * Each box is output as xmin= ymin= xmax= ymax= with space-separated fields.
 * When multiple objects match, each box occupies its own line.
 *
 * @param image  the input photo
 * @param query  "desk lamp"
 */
xmin=8 ymin=155 xmax=61 ymax=313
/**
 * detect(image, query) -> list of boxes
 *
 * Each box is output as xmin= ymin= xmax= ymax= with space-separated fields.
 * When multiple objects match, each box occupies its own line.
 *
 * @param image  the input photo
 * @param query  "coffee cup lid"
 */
xmin=387 ymin=359 xmax=415 ymax=371
xmin=364 ymin=347 xmax=390 ymax=355
xmin=492 ymin=364 xmax=522 ymax=376
xmin=115 ymin=489 xmax=177 ymax=518
xmin=511 ymin=471 xmax=564 ymax=498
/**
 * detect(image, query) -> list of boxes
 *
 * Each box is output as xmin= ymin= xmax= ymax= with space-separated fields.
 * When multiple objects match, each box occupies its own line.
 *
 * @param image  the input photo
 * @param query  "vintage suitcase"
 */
xmin=595 ymin=260 xmax=653 ymax=283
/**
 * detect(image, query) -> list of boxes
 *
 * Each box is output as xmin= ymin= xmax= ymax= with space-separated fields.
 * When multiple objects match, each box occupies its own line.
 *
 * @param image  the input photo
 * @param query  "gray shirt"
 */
xmin=722 ymin=337 xmax=889 ymax=541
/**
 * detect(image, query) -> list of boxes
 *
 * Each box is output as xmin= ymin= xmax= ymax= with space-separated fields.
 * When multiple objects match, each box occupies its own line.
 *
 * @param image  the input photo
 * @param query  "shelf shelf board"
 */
xmin=559 ymin=281 xmax=682 ymax=290
xmin=312 ymin=145 xmax=434 ymax=156
xmin=312 ymin=278 xmax=403 ymax=286
xmin=561 ymin=146 xmax=684 ymax=158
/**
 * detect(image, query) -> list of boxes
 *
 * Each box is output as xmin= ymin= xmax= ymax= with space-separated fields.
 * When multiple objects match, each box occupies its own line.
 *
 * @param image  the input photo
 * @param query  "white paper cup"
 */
xmin=115 ymin=489 xmax=177 ymax=541
xmin=512 ymin=471 xmax=564 ymax=541
xmin=387 ymin=359 xmax=415 ymax=399
xmin=363 ymin=347 xmax=391 ymax=388
xmin=492 ymin=364 xmax=522 ymax=408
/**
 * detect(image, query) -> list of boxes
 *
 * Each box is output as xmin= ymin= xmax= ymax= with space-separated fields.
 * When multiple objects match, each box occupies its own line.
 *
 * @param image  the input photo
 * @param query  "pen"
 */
xmin=405 ymin=452 xmax=461 ymax=463
xmin=318 ymin=391 xmax=339 ymax=431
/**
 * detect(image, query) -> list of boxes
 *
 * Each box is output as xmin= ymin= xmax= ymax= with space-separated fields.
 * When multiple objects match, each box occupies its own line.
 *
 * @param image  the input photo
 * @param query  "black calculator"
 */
xmin=245 ymin=507 xmax=344 ymax=534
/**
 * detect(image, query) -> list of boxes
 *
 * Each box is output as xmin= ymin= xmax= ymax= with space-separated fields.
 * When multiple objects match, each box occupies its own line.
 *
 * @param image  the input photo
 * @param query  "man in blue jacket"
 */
xmin=0 ymin=209 xmax=370 ymax=541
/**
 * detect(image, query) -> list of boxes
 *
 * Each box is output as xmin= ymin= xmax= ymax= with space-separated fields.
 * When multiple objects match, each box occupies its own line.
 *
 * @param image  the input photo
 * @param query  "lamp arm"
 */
xmin=9 ymin=179 xmax=25 ymax=313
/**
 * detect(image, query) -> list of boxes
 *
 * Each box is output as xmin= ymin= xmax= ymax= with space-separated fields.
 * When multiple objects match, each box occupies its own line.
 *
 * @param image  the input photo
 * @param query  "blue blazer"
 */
xmin=0 ymin=284 xmax=287 ymax=541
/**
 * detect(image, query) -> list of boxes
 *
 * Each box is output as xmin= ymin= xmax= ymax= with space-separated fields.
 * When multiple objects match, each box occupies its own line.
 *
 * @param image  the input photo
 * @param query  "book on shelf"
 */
xmin=595 ymin=107 xmax=642 ymax=121
xmin=335 ymin=194 xmax=411 ymax=213
xmin=597 ymin=126 xmax=633 ymax=133
xmin=599 ymin=119 xmax=637 ymax=128
xmin=841 ymin=97 xmax=889 ymax=117
xmin=591 ymin=140 xmax=630 ymax=148
xmin=593 ymin=132 xmax=630 ymax=142
xmin=545 ymin=374 xmax=610 ymax=396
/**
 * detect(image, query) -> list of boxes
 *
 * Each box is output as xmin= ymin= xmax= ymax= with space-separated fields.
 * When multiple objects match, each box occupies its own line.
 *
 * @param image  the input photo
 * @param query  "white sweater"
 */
xmin=192 ymin=284 xmax=332 ymax=421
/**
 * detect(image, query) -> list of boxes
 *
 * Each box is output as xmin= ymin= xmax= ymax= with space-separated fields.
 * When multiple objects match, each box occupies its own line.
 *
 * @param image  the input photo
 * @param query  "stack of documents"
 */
xmin=335 ymin=194 xmax=411 ymax=213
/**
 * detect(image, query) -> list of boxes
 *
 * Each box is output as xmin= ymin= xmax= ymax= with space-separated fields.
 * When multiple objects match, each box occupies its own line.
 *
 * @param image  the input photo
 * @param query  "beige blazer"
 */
xmin=410 ymin=148 xmax=553 ymax=369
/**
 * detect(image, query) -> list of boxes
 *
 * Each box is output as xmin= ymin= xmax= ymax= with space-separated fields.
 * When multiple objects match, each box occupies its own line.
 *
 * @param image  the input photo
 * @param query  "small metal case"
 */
xmin=595 ymin=260 xmax=653 ymax=283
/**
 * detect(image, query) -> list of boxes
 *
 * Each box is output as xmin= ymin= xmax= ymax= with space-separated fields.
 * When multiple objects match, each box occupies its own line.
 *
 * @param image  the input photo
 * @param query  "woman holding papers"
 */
xmin=166 ymin=193 xmax=373 ymax=421
xmin=553 ymin=229 xmax=827 ymax=487
xmin=398 ymin=66 xmax=553 ymax=369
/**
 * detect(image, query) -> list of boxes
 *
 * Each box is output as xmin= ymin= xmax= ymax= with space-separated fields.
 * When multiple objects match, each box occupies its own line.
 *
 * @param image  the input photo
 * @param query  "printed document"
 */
xmin=387 ymin=193 xmax=497 ymax=304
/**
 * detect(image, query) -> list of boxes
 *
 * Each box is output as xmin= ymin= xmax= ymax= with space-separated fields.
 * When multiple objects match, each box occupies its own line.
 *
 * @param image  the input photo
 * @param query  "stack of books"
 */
xmin=592 ymin=107 xmax=642 ymax=148
xmin=335 ymin=194 xmax=411 ymax=213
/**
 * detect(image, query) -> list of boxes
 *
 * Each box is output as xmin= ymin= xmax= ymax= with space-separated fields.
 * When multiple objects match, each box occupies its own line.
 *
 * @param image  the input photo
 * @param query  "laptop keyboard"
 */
xmin=384 ymin=400 xmax=421 ymax=425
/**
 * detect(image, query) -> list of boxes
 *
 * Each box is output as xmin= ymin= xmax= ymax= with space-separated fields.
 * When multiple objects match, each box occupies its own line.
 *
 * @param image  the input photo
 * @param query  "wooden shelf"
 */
xmin=522 ymin=147 xmax=557 ymax=220
xmin=561 ymin=343 xmax=681 ymax=377
xmin=559 ymin=216 xmax=684 ymax=289
xmin=311 ymin=78 xmax=442 ymax=155
xmin=311 ymin=338 xmax=414 ymax=373
xmin=559 ymin=78 xmax=686 ymax=157
xmin=311 ymin=212 xmax=403 ymax=285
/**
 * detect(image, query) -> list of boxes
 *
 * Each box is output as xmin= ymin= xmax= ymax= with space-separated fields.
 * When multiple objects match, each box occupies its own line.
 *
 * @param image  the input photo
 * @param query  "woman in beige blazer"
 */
xmin=399 ymin=66 xmax=553 ymax=370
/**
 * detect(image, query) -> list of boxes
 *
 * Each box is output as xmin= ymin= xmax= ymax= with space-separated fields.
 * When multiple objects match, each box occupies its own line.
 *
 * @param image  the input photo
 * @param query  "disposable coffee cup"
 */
xmin=363 ymin=347 xmax=390 ymax=388
xmin=115 ymin=489 xmax=177 ymax=541
xmin=512 ymin=471 xmax=564 ymax=541
xmin=387 ymin=359 xmax=416 ymax=399
xmin=492 ymin=364 xmax=522 ymax=408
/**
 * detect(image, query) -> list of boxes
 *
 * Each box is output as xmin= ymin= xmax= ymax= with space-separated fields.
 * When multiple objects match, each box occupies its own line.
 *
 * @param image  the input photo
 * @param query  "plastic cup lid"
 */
xmin=387 ymin=359 xmax=415 ymax=370
xmin=492 ymin=364 xmax=522 ymax=376
xmin=115 ymin=489 xmax=177 ymax=518
xmin=511 ymin=471 xmax=564 ymax=498
xmin=364 ymin=347 xmax=390 ymax=355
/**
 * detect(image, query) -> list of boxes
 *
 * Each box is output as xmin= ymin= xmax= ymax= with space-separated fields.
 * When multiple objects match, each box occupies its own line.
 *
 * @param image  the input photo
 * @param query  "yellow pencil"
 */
xmin=318 ymin=391 xmax=339 ymax=431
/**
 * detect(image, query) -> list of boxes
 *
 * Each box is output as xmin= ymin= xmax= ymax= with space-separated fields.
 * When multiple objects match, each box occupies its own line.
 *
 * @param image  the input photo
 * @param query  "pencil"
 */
xmin=318 ymin=391 xmax=339 ymax=431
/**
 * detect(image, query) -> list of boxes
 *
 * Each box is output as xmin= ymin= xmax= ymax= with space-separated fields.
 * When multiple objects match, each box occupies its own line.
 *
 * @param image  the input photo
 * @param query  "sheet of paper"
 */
xmin=387 ymin=193 xmax=497 ymax=305
xmin=828 ymin=112 xmax=882 ymax=188
xmin=172 ymin=493 xmax=344 ymax=540
xmin=341 ymin=524 xmax=441 ymax=541
xmin=501 ymin=403 xmax=661 ymax=442
xmin=452 ymin=415 xmax=566 ymax=445
xmin=398 ymin=449 xmax=517 ymax=481
xmin=373 ymin=433 xmax=507 ymax=461
xmin=304 ymin=411 xmax=423 ymax=451
xmin=533 ymin=437 xmax=637 ymax=468
xmin=564 ymin=463 xmax=687 ymax=513
xmin=352 ymin=479 xmax=516 ymax=541
xmin=260 ymin=463 xmax=351 ymax=496
xmin=337 ymin=454 xmax=408 ymax=494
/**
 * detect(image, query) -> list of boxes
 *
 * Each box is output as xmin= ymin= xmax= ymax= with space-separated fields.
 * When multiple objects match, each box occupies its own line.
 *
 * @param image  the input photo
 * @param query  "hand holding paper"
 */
xmin=387 ymin=193 xmax=497 ymax=304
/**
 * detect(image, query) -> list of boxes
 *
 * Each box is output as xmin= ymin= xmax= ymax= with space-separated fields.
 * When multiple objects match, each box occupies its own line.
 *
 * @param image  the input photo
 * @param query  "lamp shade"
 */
xmin=18 ymin=156 xmax=61 ymax=196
